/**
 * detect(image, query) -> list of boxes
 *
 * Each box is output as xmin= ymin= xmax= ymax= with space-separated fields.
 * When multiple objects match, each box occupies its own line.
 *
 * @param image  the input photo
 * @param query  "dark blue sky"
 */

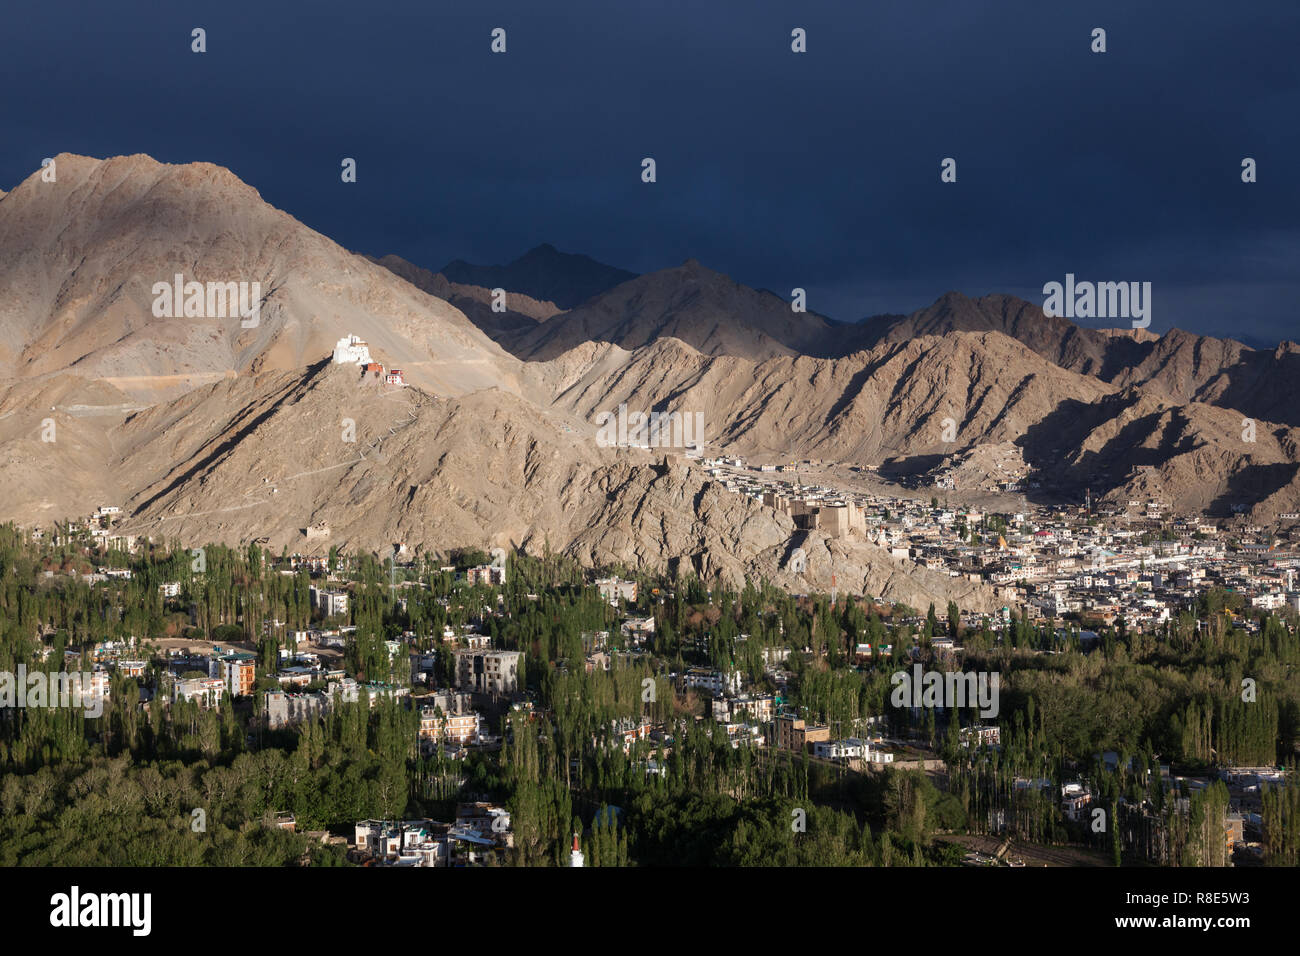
xmin=3 ymin=0 xmax=1296 ymax=342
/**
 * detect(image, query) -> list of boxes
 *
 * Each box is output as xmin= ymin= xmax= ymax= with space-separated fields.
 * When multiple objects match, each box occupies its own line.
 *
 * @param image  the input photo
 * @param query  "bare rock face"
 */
xmin=539 ymin=325 xmax=1300 ymax=518
xmin=565 ymin=454 xmax=999 ymax=609
xmin=546 ymin=330 xmax=1115 ymax=464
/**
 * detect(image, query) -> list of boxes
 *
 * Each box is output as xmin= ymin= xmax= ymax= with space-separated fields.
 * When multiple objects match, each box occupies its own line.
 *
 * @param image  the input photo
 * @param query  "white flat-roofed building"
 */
xmin=595 ymin=577 xmax=638 ymax=604
xmin=814 ymin=738 xmax=867 ymax=761
xmin=332 ymin=334 xmax=373 ymax=365
xmin=684 ymin=667 xmax=740 ymax=697
xmin=174 ymin=677 xmax=226 ymax=708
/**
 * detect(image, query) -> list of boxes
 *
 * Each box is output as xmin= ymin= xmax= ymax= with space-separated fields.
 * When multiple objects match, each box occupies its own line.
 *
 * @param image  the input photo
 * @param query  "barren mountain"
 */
xmin=848 ymin=292 xmax=1300 ymax=429
xmin=1116 ymin=334 xmax=1300 ymax=429
xmin=538 ymin=329 xmax=1300 ymax=517
xmin=0 ymin=153 xmax=522 ymax=403
xmin=366 ymin=253 xmax=560 ymax=343
xmin=441 ymin=243 xmax=636 ymax=311
xmin=847 ymin=292 xmax=1157 ymax=373
xmin=101 ymin=360 xmax=995 ymax=608
xmin=1015 ymin=387 xmax=1300 ymax=518
xmin=546 ymin=331 xmax=1115 ymax=461
xmin=4 ymin=152 xmax=1299 ymax=605
xmin=510 ymin=259 xmax=837 ymax=362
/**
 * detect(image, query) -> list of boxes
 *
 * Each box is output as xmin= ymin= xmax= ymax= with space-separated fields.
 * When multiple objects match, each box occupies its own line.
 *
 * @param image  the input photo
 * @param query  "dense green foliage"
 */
xmin=1 ymin=525 xmax=1296 ymax=866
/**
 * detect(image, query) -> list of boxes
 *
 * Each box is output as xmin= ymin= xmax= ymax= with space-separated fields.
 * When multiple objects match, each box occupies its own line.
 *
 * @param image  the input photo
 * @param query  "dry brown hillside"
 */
xmin=2 ymin=153 xmax=1298 ymax=603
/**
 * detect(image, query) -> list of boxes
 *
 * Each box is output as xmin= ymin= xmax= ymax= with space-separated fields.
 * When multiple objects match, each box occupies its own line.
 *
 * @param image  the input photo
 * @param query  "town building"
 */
xmin=771 ymin=713 xmax=831 ymax=752
xmin=453 ymin=648 xmax=523 ymax=695
xmin=220 ymin=654 xmax=257 ymax=697
xmin=466 ymin=564 xmax=506 ymax=587
xmin=309 ymin=586 xmax=349 ymax=617
xmin=174 ymin=677 xmax=226 ymax=708
xmin=595 ymin=577 xmax=637 ymax=604
xmin=332 ymin=334 xmax=372 ymax=365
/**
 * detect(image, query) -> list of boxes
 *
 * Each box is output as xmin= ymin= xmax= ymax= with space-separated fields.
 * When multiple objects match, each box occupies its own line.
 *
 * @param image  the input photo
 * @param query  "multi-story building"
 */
xmin=174 ymin=677 xmax=226 ymax=708
xmin=959 ymin=725 xmax=1001 ymax=748
xmin=621 ymin=616 xmax=656 ymax=645
xmin=813 ymin=739 xmax=867 ymax=761
xmin=595 ymin=577 xmax=637 ymax=604
xmin=683 ymin=667 xmax=740 ymax=697
xmin=607 ymin=717 xmax=653 ymax=753
xmin=453 ymin=649 xmax=523 ymax=695
xmin=355 ymin=819 xmax=436 ymax=859
xmin=264 ymin=690 xmax=331 ymax=729
xmin=333 ymin=334 xmax=372 ymax=365
xmin=466 ymin=564 xmax=506 ymax=587
xmin=220 ymin=654 xmax=257 ymax=697
xmin=711 ymin=693 xmax=775 ymax=724
xmin=276 ymin=665 xmax=317 ymax=688
xmin=771 ymin=714 xmax=831 ymax=752
xmin=419 ymin=706 xmax=481 ymax=751
xmin=116 ymin=660 xmax=147 ymax=679
xmin=309 ymin=586 xmax=349 ymax=618
xmin=1061 ymin=783 xmax=1092 ymax=822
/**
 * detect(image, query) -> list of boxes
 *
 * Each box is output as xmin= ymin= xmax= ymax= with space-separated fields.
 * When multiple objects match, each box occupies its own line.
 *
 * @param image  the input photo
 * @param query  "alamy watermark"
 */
xmin=152 ymin=273 xmax=261 ymax=328
xmin=890 ymin=664 xmax=999 ymax=718
xmin=50 ymin=886 xmax=151 ymax=936
xmin=0 ymin=665 xmax=104 ymax=718
xmin=595 ymin=403 xmax=705 ymax=451
xmin=1042 ymin=274 xmax=1151 ymax=329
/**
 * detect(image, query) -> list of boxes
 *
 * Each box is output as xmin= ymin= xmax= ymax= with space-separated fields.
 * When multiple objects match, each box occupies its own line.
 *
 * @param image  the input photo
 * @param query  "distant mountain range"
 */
xmin=439 ymin=243 xmax=637 ymax=311
xmin=3 ymin=153 xmax=1299 ymax=606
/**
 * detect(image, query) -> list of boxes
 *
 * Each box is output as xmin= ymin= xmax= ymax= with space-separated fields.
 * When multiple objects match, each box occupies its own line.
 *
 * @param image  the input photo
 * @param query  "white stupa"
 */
xmin=570 ymin=833 xmax=584 ymax=867
xmin=333 ymin=334 xmax=372 ymax=365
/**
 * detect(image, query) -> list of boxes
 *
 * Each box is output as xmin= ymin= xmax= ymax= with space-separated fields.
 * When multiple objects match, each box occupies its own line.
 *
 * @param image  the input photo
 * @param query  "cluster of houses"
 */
xmin=40 ymin=546 xmax=551 ymax=767
xmin=702 ymin=456 xmax=1300 ymax=633
xmin=577 ymin=613 xmax=656 ymax=675
xmin=352 ymin=803 xmax=513 ymax=866
xmin=33 ymin=491 xmax=1298 ymax=867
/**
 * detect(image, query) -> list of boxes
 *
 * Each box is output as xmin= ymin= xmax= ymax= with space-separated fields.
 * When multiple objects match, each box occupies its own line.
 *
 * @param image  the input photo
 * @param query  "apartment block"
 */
xmin=453 ymin=648 xmax=523 ymax=695
xmin=309 ymin=585 xmax=349 ymax=617
xmin=466 ymin=564 xmax=506 ymax=587
xmin=771 ymin=713 xmax=831 ymax=752
xmin=220 ymin=654 xmax=257 ymax=697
